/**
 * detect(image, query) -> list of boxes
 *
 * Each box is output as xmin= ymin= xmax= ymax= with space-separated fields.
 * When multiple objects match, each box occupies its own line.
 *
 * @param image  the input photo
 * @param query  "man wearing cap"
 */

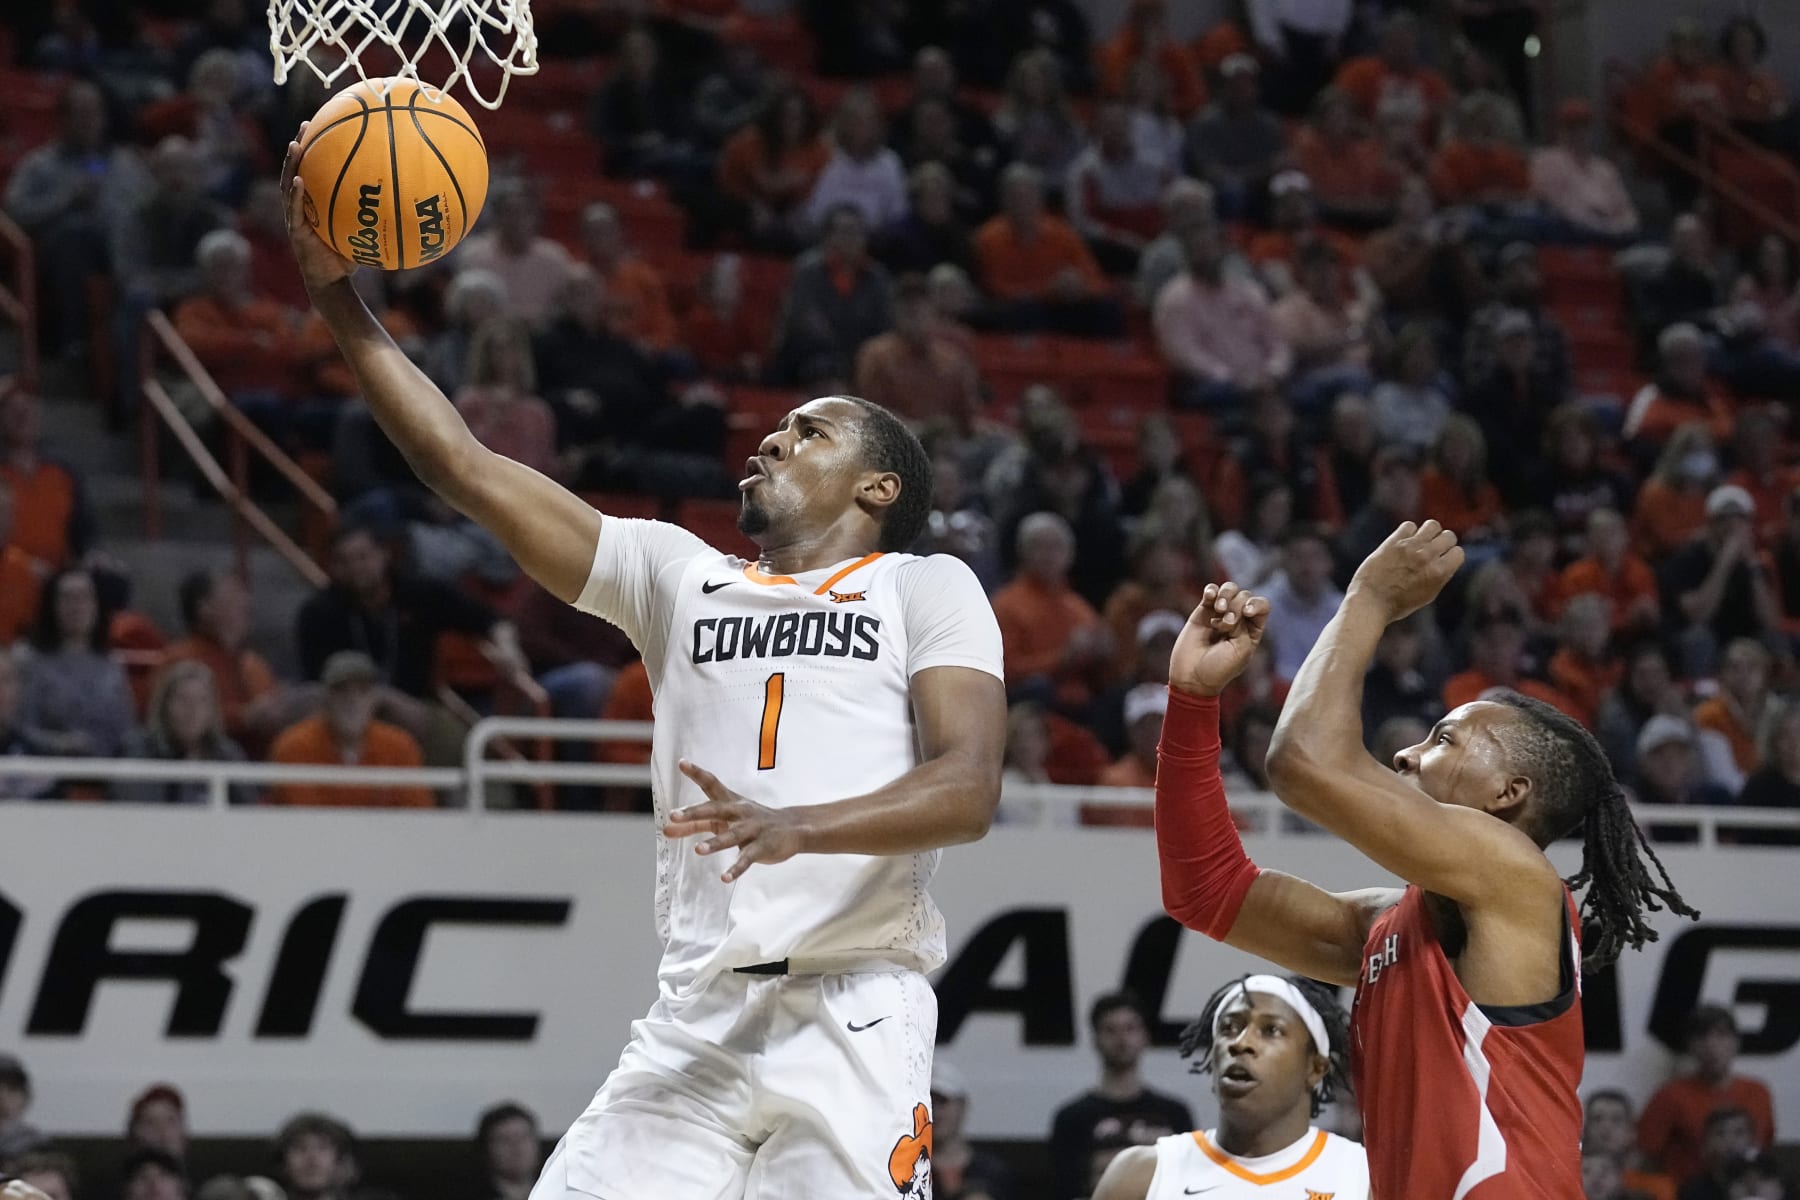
xmin=928 ymin=1062 xmax=1012 ymax=1200
xmin=128 ymin=1084 xmax=190 ymax=1163
xmin=1658 ymin=483 xmax=1779 ymax=676
xmin=1183 ymin=55 xmax=1287 ymax=220
xmin=1463 ymin=241 xmax=1570 ymax=395
xmin=1331 ymin=12 xmax=1452 ymax=129
xmin=1102 ymin=683 xmax=1168 ymax=789
xmin=1631 ymin=715 xmax=1733 ymax=813
xmin=267 ymin=651 xmax=435 ymax=807
xmin=1624 ymin=324 xmax=1736 ymax=455
xmin=1530 ymin=98 xmax=1640 ymax=240
xmin=0 ymin=1056 xmax=44 ymax=1160
xmin=1245 ymin=171 xmax=1363 ymax=297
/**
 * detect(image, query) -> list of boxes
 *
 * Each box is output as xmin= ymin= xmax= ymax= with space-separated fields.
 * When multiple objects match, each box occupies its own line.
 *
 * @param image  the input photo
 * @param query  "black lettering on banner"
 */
xmin=771 ymin=612 xmax=800 ymax=656
xmin=716 ymin=616 xmax=742 ymax=662
xmin=1648 ymin=925 xmax=1800 ymax=1055
xmin=1120 ymin=916 xmax=1193 ymax=1046
xmin=28 ymin=891 xmax=251 ymax=1036
xmin=742 ymin=616 xmax=774 ymax=658
xmin=256 ymin=895 xmax=348 ymax=1037
xmin=692 ymin=618 xmax=716 ymax=665
xmin=825 ymin=612 xmax=854 ymax=657
xmin=852 ymin=615 xmax=881 ymax=661
xmin=0 ymin=892 xmax=19 ymax=1003
xmin=797 ymin=611 xmax=827 ymax=656
xmin=352 ymin=897 xmax=571 ymax=1040
xmin=935 ymin=908 xmax=1074 ymax=1045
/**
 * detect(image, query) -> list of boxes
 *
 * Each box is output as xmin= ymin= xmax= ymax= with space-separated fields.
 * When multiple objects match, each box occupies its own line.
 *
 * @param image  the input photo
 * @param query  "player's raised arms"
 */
xmin=282 ymin=130 xmax=600 ymax=603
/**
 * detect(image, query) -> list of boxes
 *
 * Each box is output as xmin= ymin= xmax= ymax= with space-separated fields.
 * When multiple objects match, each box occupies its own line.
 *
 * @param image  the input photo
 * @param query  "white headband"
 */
xmin=1212 ymin=974 xmax=1331 ymax=1059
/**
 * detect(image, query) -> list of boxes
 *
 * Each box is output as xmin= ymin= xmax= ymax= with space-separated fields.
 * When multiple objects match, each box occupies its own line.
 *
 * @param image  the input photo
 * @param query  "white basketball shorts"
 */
xmin=528 ymin=967 xmax=938 ymax=1200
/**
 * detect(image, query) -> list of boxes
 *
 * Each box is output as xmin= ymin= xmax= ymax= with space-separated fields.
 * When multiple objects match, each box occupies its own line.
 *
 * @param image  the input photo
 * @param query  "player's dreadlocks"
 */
xmin=1487 ymin=691 xmax=1700 ymax=969
xmin=1177 ymin=975 xmax=1351 ymax=1118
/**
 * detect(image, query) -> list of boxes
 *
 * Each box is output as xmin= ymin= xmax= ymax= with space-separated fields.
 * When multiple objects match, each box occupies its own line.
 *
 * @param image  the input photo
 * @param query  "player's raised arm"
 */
xmin=1265 ymin=521 xmax=1561 ymax=908
xmin=1155 ymin=584 xmax=1398 ymax=986
xmin=281 ymin=132 xmax=600 ymax=602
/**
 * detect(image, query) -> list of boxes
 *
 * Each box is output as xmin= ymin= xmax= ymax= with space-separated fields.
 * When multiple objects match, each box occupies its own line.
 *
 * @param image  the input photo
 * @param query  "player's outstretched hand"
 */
xmin=281 ymin=123 xmax=357 ymax=293
xmin=1349 ymin=519 xmax=1465 ymax=624
xmin=665 ymin=760 xmax=805 ymax=883
xmin=1169 ymin=582 xmax=1269 ymax=699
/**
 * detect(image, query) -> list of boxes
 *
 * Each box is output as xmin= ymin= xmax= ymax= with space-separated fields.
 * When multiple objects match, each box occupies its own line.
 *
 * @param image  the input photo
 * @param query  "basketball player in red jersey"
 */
xmin=1154 ymin=521 xmax=1697 ymax=1200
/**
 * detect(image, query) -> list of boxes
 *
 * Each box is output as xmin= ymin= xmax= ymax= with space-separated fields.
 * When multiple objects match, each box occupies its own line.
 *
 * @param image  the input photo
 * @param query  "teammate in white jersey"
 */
xmin=1092 ymin=975 xmax=1369 ymax=1200
xmin=283 ymin=146 xmax=1008 ymax=1199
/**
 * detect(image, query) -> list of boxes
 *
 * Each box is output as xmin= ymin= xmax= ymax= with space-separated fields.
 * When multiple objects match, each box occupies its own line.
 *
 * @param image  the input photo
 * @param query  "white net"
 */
xmin=269 ymin=0 xmax=539 ymax=109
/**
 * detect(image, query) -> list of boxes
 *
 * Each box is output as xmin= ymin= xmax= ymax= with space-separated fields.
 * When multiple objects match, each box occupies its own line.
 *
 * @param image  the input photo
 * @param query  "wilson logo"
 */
xmin=345 ymin=182 xmax=385 ymax=266
xmin=415 ymin=194 xmax=447 ymax=262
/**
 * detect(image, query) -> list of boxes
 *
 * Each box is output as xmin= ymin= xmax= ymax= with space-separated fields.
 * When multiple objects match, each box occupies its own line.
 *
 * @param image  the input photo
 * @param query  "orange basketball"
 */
xmin=294 ymin=77 xmax=488 ymax=272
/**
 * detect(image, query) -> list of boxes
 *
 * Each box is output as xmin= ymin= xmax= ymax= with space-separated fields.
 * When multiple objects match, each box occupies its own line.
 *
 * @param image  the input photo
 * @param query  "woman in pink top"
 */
xmin=452 ymin=317 xmax=561 ymax=480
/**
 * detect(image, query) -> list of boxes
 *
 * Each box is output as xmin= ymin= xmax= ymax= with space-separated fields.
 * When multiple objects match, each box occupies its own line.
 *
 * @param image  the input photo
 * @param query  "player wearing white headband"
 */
xmin=1090 ymin=974 xmax=1369 ymax=1200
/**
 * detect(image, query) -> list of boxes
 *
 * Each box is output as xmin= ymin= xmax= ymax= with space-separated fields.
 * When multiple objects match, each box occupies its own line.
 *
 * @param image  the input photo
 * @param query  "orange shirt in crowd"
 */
xmin=1642 ymin=55 xmax=1727 ymax=128
xmin=598 ymin=256 xmax=680 ymax=351
xmin=1427 ymin=140 xmax=1531 ymax=205
xmin=1096 ymin=34 xmax=1206 ymax=117
xmin=992 ymin=575 xmax=1102 ymax=694
xmin=1245 ymin=227 xmax=1363 ymax=270
xmin=598 ymin=659 xmax=653 ymax=765
xmin=1556 ymin=554 xmax=1660 ymax=633
xmin=0 ymin=544 xmax=41 ymax=644
xmin=1546 ymin=647 xmax=1621 ymax=729
xmin=853 ymin=332 xmax=979 ymax=425
xmin=1418 ymin=469 xmax=1503 ymax=539
xmin=298 ymin=308 xmax=419 ymax=399
xmin=1622 ymin=1169 xmax=1677 ymax=1200
xmin=1046 ymin=710 xmax=1111 ymax=786
xmin=1638 ymin=1073 xmax=1775 ymax=1185
xmin=268 ymin=715 xmax=435 ymax=808
xmin=0 ymin=461 xmax=80 ymax=570
xmin=1332 ymin=56 xmax=1452 ymax=125
xmin=163 ymin=634 xmax=279 ymax=742
xmin=1623 ymin=385 xmax=1735 ymax=450
xmin=1098 ymin=754 xmax=1158 ymax=789
xmin=1443 ymin=670 xmax=1580 ymax=721
xmin=1631 ymin=479 xmax=1708 ymax=562
xmin=172 ymin=294 xmax=303 ymax=397
xmin=973 ymin=215 xmax=1106 ymax=301
xmin=717 ymin=128 xmax=831 ymax=208
xmin=1727 ymin=465 xmax=1800 ymax=548
xmin=1209 ymin=451 xmax=1343 ymax=536
xmin=1291 ymin=129 xmax=1403 ymax=212
xmin=1692 ymin=695 xmax=1761 ymax=775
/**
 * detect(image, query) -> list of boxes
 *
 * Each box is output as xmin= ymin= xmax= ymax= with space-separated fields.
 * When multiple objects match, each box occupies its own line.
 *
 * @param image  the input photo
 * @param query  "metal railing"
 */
xmin=5 ymin=716 xmax=1797 ymax=848
xmin=1611 ymin=108 xmax=1800 ymax=248
xmin=0 ymin=205 xmax=37 ymax=387
xmin=138 ymin=308 xmax=337 ymax=585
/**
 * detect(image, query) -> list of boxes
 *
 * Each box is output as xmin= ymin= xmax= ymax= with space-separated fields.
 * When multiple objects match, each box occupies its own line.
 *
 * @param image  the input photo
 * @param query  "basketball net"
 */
xmin=268 ymin=0 xmax=538 ymax=109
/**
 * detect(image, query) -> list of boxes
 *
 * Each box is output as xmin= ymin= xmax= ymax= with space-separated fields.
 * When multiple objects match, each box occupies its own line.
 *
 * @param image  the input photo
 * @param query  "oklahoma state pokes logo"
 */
xmin=887 ymin=1103 xmax=932 ymax=1197
xmin=829 ymin=589 xmax=867 ymax=603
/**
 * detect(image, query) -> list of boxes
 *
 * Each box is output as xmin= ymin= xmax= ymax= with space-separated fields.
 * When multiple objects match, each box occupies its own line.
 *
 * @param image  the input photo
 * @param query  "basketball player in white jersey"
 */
xmin=1091 ymin=975 xmax=1368 ymax=1200
xmin=282 ymin=141 xmax=1007 ymax=1198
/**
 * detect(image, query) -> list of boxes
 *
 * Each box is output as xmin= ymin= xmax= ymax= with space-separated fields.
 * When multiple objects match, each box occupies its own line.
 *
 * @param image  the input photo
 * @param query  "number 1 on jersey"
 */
xmin=759 ymin=672 xmax=785 ymax=770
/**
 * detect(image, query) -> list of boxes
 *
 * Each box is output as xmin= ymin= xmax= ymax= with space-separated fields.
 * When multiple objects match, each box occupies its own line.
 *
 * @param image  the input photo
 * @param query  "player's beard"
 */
xmin=738 ymin=494 xmax=772 ymax=539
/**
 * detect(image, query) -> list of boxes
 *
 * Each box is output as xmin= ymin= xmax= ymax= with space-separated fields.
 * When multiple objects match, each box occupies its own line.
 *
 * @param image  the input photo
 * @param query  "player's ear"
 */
xmin=1493 ymin=772 xmax=1532 ymax=821
xmin=859 ymin=469 xmax=902 ymax=515
xmin=1306 ymin=1052 xmax=1328 ymax=1094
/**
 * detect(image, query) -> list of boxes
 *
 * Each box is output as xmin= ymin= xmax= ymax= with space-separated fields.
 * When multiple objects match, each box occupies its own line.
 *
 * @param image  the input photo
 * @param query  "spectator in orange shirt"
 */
xmin=1643 ymin=21 xmax=1728 ymax=206
xmin=1633 ymin=424 xmax=1718 ymax=563
xmin=1099 ymin=683 xmax=1167 ymax=789
xmin=992 ymin=512 xmax=1112 ymax=712
xmin=1418 ymin=415 xmax=1504 ymax=544
xmin=0 ymin=382 xmax=92 ymax=572
xmin=579 ymin=202 xmax=680 ymax=357
xmin=853 ymin=275 xmax=980 ymax=426
xmin=1291 ymin=88 xmax=1403 ymax=229
xmin=165 ymin=568 xmax=296 ymax=753
xmin=597 ymin=657 xmax=653 ymax=811
xmin=268 ymin=651 xmax=436 ymax=808
xmin=0 ymin=485 xmax=43 ymax=647
xmin=1725 ymin=408 xmax=1800 ymax=548
xmin=1443 ymin=609 xmax=1579 ymax=719
xmin=1096 ymin=0 xmax=1205 ymax=119
xmin=1584 ymin=1092 xmax=1679 ymax=1200
xmin=1101 ymin=537 xmax=1199 ymax=681
xmin=1692 ymin=637 xmax=1774 ymax=785
xmin=680 ymin=255 xmax=765 ymax=382
xmin=1332 ymin=12 xmax=1452 ymax=131
xmin=297 ymin=270 xmax=423 ymax=402
xmin=171 ymin=229 xmax=303 ymax=404
xmin=1638 ymin=1005 xmax=1776 ymax=1184
xmin=710 ymin=86 xmax=830 ymax=252
xmin=974 ymin=164 xmax=1123 ymax=338
xmin=1623 ymin=324 xmax=1735 ymax=461
xmin=1546 ymin=593 xmax=1621 ymax=729
xmin=1428 ymin=93 xmax=1530 ymax=209
xmin=771 ymin=205 xmax=896 ymax=384
xmin=1559 ymin=508 xmax=1661 ymax=636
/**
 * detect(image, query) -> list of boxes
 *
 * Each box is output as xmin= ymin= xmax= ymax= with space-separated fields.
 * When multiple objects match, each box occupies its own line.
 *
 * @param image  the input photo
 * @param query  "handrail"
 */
xmin=0 ymin=206 xmax=38 ymax=388
xmin=1612 ymin=109 xmax=1800 ymax=247
xmin=0 ymin=756 xmax=462 ymax=810
xmin=139 ymin=308 xmax=338 ymax=579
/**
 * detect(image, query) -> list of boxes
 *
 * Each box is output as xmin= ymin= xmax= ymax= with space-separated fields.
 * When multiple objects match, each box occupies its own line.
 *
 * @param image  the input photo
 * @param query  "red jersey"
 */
xmin=1351 ymin=886 xmax=1584 ymax=1199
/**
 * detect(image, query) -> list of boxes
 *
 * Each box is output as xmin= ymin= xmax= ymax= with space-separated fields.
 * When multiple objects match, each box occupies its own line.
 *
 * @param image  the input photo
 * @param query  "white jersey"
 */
xmin=575 ymin=519 xmax=1004 ymax=992
xmin=1146 ymin=1129 xmax=1369 ymax=1200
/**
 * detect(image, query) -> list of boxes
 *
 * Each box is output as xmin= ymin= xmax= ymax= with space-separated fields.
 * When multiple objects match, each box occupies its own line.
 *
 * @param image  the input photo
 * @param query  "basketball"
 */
xmin=294 ymin=77 xmax=489 ymax=272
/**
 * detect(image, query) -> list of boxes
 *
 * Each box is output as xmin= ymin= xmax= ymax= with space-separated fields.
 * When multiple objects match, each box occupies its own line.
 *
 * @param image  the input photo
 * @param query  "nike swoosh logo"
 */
xmin=1184 ymin=1188 xmax=1221 ymax=1195
xmin=846 ymin=1017 xmax=890 ymax=1032
xmin=701 ymin=580 xmax=736 ymax=594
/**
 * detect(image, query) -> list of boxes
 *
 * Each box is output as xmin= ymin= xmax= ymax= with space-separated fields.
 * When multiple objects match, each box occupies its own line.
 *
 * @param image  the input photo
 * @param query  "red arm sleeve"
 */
xmin=1155 ymin=688 xmax=1261 ymax=939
